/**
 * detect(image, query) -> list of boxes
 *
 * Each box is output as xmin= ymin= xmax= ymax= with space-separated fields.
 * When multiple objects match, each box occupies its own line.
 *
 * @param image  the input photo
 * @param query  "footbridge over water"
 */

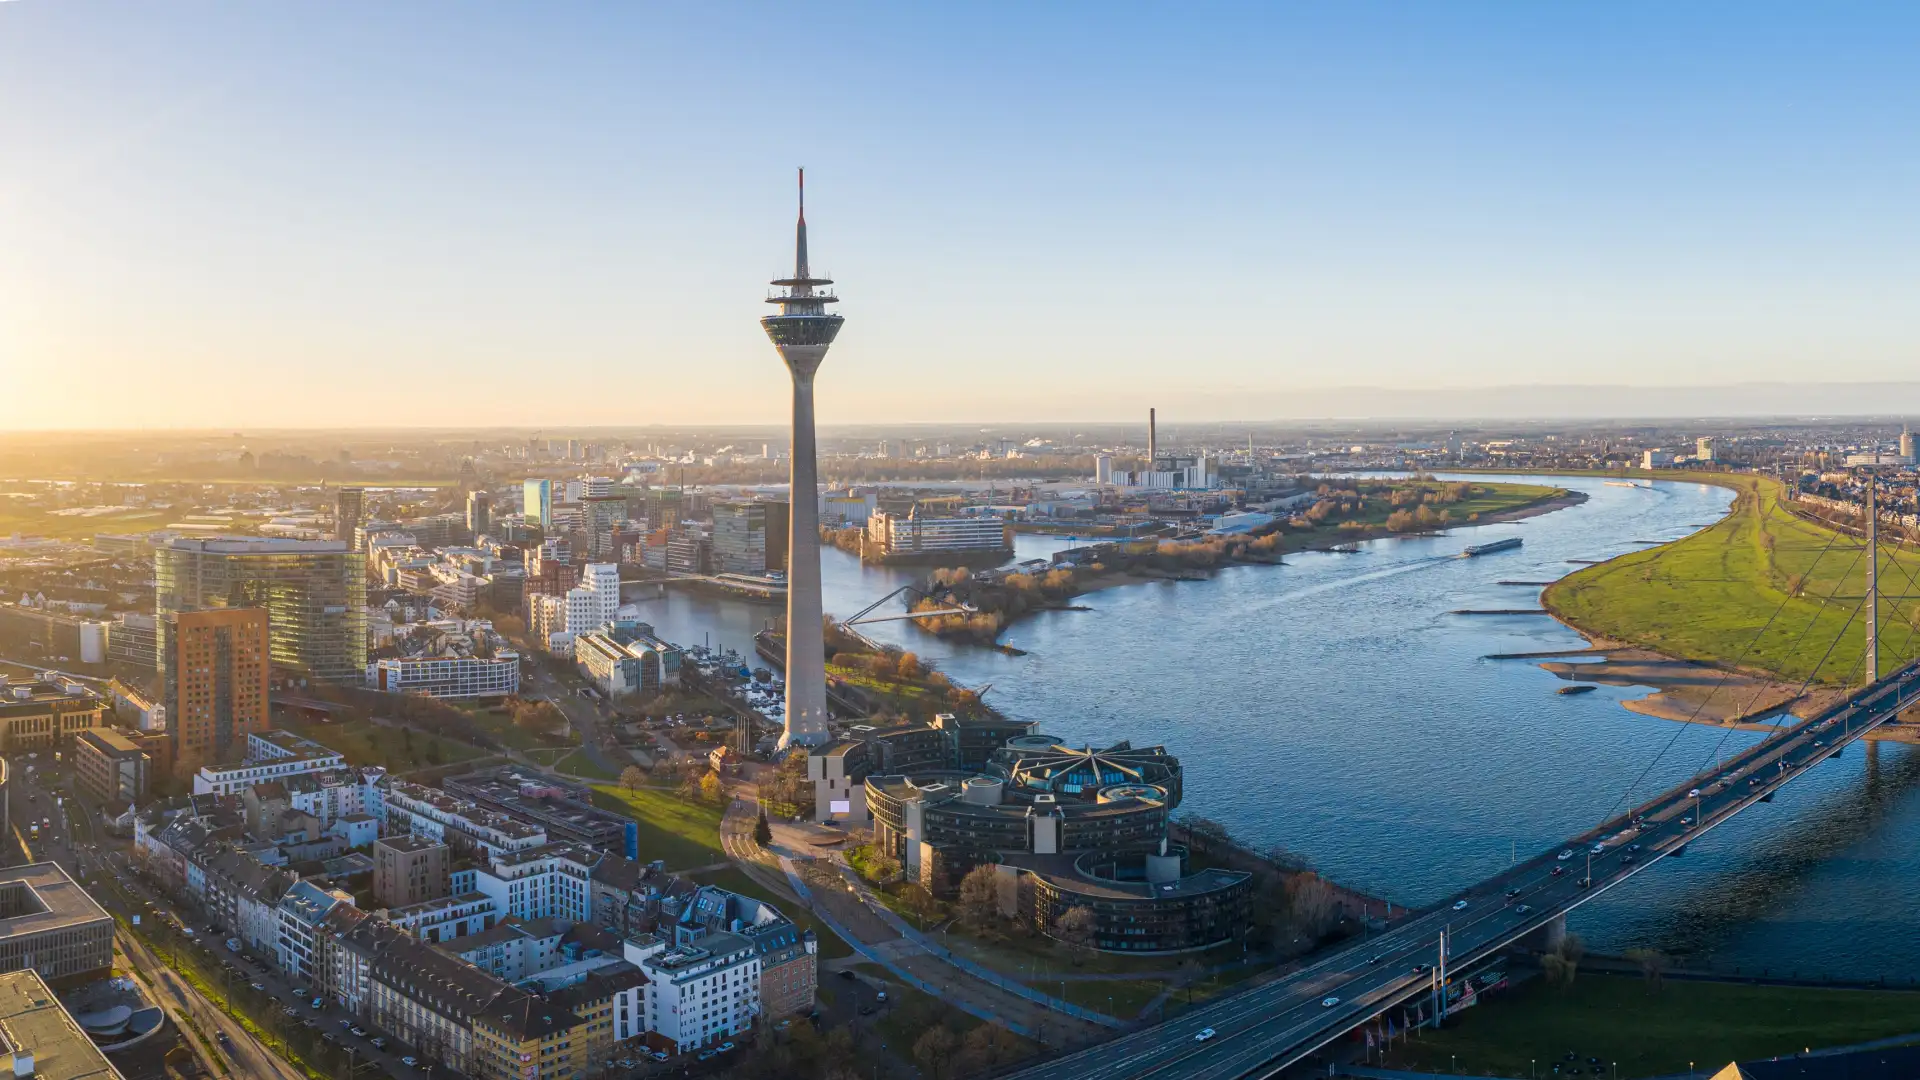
xmin=1008 ymin=658 xmax=1920 ymax=1080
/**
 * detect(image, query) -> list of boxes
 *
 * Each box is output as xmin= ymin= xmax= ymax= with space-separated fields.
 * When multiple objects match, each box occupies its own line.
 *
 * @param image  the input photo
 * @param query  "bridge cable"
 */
xmin=1595 ymin=489 xmax=1853 ymax=823
xmin=1681 ymin=537 xmax=1877 ymax=776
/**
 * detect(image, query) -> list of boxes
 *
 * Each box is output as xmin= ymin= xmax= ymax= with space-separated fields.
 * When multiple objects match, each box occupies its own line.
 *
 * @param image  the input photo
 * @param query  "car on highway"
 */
xmin=1688 ymin=788 xmax=1700 ymax=798
xmin=216 ymin=1032 xmax=231 ymax=1046
xmin=1514 ymin=904 xmax=1532 ymax=915
xmin=1320 ymin=996 xmax=1340 ymax=1008
xmin=1577 ymin=877 xmax=1593 ymax=888
xmin=1550 ymin=865 xmax=1566 ymax=877
xmin=250 ymin=982 xmax=265 ymax=992
xmin=1590 ymin=843 xmax=1605 ymax=854
xmin=1556 ymin=850 xmax=1574 ymax=861
xmin=1452 ymin=900 xmax=1469 ymax=911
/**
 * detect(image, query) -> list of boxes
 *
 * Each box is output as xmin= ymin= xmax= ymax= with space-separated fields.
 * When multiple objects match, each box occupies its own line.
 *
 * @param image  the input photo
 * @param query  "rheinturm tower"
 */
xmin=762 ymin=169 xmax=843 ymax=750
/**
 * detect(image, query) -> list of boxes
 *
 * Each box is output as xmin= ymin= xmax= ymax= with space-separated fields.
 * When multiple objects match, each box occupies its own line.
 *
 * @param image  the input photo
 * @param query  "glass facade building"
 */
xmin=156 ymin=537 xmax=367 ymax=686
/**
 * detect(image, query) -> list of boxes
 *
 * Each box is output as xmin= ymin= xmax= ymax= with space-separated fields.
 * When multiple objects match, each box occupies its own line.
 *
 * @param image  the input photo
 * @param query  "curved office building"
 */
xmin=865 ymin=735 xmax=1251 ymax=954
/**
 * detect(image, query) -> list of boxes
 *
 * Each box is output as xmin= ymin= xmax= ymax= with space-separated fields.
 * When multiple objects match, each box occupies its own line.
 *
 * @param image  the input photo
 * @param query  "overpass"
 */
xmin=1009 ymin=657 xmax=1920 ymax=1080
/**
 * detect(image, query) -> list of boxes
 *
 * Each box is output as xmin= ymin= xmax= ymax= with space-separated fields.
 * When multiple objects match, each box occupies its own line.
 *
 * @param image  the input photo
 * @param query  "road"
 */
xmin=528 ymin=663 xmax=626 ymax=776
xmin=1010 ymin=659 xmax=1920 ymax=1080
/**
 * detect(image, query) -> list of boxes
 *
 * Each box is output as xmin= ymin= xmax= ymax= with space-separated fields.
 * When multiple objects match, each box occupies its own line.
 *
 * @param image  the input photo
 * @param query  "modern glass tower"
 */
xmin=762 ymin=169 xmax=843 ymax=750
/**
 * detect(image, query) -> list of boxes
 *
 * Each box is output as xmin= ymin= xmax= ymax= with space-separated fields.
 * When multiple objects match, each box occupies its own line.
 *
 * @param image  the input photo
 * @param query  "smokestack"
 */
xmin=1148 ymin=408 xmax=1158 ymax=465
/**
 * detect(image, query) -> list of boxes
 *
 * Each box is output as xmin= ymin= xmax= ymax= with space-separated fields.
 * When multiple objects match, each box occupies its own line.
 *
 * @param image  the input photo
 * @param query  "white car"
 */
xmin=1194 ymin=1028 xmax=1216 ymax=1042
xmin=1320 ymin=996 xmax=1340 ymax=1008
xmin=1688 ymin=788 xmax=1701 ymax=798
xmin=1452 ymin=900 xmax=1469 ymax=911
xmin=1590 ymin=843 xmax=1605 ymax=854
xmin=1556 ymin=850 xmax=1574 ymax=861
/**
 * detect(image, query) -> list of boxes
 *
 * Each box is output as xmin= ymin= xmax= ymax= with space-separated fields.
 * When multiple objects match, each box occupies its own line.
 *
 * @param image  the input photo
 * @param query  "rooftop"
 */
xmin=0 ymin=970 xmax=123 ymax=1080
xmin=0 ymin=864 xmax=112 ymax=942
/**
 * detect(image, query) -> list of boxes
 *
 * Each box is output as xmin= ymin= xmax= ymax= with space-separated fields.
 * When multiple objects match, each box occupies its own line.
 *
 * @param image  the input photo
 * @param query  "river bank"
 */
xmin=909 ymin=480 xmax=1585 ymax=645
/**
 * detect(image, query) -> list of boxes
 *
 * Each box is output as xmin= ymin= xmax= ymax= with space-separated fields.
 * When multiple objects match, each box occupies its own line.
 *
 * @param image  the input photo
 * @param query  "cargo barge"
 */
xmin=1461 ymin=537 xmax=1524 ymax=557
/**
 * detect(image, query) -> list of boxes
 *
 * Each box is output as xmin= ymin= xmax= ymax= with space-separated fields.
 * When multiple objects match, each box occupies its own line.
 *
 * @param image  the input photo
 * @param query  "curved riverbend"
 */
xmin=626 ymin=472 xmax=1920 ymax=981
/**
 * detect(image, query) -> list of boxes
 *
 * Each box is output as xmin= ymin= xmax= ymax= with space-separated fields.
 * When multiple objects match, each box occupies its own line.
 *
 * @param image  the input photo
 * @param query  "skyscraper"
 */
xmin=163 ymin=607 xmax=271 ymax=771
xmin=156 ymin=537 xmax=367 ymax=686
xmin=761 ymin=169 xmax=843 ymax=750
xmin=523 ymin=479 xmax=553 ymax=525
xmin=466 ymin=490 xmax=492 ymax=539
xmin=334 ymin=486 xmax=365 ymax=546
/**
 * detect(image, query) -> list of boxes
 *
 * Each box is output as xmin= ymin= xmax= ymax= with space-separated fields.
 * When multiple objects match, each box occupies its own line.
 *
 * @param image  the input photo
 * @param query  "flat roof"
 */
xmin=0 ymin=864 xmax=112 ymax=941
xmin=0 ymin=970 xmax=123 ymax=1080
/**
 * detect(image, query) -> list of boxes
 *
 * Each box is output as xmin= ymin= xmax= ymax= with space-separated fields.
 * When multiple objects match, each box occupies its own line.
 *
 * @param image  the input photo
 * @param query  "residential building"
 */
xmin=0 ymin=969 xmax=128 ymax=1080
xmin=277 ymin=879 xmax=355 ymax=984
xmin=435 ymin=917 xmax=565 ymax=983
xmin=572 ymin=621 xmax=683 ymax=701
xmin=335 ymin=487 xmax=365 ymax=546
xmin=472 ymin=844 xmax=593 ymax=927
xmin=72 ymin=727 xmax=151 ymax=804
xmin=385 ymin=892 xmax=496 ymax=944
xmin=626 ymin=931 xmax=760 ymax=1054
xmin=0 ymin=863 xmax=115 ymax=986
xmin=194 ymin=731 xmax=346 ymax=796
xmin=667 ymin=885 xmax=816 ymax=1019
xmin=163 ymin=607 xmax=271 ymax=771
xmin=0 ymin=674 xmax=109 ymax=753
xmin=382 ymin=779 xmax=549 ymax=859
xmin=530 ymin=563 xmax=619 ymax=652
xmin=156 ymin=536 xmax=368 ymax=685
xmin=107 ymin=612 xmax=158 ymax=666
xmin=588 ymin=854 xmax=669 ymax=941
xmin=374 ymin=835 xmax=452 ymax=909
xmin=368 ymin=619 xmax=520 ymax=700
xmin=466 ymin=490 xmax=492 ymax=539
xmin=524 ymin=537 xmax=578 ymax=603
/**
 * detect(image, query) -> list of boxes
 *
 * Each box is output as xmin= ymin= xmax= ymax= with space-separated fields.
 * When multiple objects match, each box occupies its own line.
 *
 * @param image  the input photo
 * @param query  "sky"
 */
xmin=6 ymin=2 xmax=1920 ymax=429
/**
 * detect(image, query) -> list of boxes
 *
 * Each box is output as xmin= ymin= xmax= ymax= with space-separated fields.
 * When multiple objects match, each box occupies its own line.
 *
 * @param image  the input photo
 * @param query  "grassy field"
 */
xmin=688 ymin=865 xmax=855 ymax=960
xmin=589 ymin=784 xmax=724 ymax=870
xmin=1545 ymin=473 xmax=1920 ymax=682
xmin=1268 ymin=481 xmax=1569 ymax=556
xmin=1381 ymin=973 xmax=1920 ymax=1078
xmin=280 ymin=717 xmax=489 ymax=772
xmin=0 ymin=501 xmax=170 ymax=540
xmin=554 ymin=747 xmax=620 ymax=781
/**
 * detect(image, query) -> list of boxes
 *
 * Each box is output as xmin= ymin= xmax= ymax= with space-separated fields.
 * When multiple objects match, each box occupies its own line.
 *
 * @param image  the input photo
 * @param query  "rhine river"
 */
xmin=625 ymin=472 xmax=1920 ymax=982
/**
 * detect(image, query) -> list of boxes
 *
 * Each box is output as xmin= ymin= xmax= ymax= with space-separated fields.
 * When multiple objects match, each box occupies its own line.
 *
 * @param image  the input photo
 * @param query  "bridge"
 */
xmin=1009 ymin=657 xmax=1920 ymax=1080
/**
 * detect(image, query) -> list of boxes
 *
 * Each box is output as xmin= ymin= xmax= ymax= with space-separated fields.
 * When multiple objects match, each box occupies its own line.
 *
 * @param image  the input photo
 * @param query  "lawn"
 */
xmin=1381 ymin=973 xmax=1920 ymax=1078
xmin=454 ymin=703 xmax=570 ymax=753
xmin=1268 ymin=481 xmax=1569 ymax=556
xmin=279 ymin=717 xmax=487 ymax=772
xmin=589 ymin=784 xmax=724 ymax=870
xmin=554 ymin=747 xmax=620 ymax=781
xmin=688 ymin=866 xmax=855 ymax=960
xmin=1545 ymin=474 xmax=1920 ymax=682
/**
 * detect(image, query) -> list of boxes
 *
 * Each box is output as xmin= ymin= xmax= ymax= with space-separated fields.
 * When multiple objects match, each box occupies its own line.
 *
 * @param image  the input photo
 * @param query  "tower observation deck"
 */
xmin=763 ymin=169 xmax=842 ymax=750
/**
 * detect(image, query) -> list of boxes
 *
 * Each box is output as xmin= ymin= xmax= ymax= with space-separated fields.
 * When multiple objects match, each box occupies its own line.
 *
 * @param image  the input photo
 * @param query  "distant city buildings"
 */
xmin=864 ymin=511 xmax=1013 ymax=563
xmin=710 ymin=500 xmax=789 ymax=575
xmin=334 ymin=487 xmax=365 ymax=546
xmin=573 ymin=620 xmax=684 ymax=698
xmin=156 ymin=536 xmax=368 ymax=686
xmin=367 ymin=619 xmax=519 ymax=700
xmin=465 ymin=490 xmax=492 ymax=539
xmin=528 ymin=563 xmax=619 ymax=652
xmin=0 ymin=672 xmax=109 ymax=753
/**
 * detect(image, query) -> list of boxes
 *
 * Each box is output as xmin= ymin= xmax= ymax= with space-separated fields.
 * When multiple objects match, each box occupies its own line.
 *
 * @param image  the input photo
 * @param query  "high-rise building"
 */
xmin=163 ymin=607 xmax=271 ymax=769
xmin=156 ymin=537 xmax=368 ymax=686
xmin=1902 ymin=426 xmax=1915 ymax=463
xmin=710 ymin=501 xmax=772 ymax=575
xmin=760 ymin=169 xmax=844 ymax=750
xmin=466 ymin=490 xmax=492 ymax=538
xmin=334 ymin=487 xmax=365 ymax=546
xmin=372 ymin=834 xmax=451 ymax=909
xmin=523 ymin=479 xmax=554 ymax=526
xmin=647 ymin=488 xmax=684 ymax=530
xmin=583 ymin=495 xmax=626 ymax=560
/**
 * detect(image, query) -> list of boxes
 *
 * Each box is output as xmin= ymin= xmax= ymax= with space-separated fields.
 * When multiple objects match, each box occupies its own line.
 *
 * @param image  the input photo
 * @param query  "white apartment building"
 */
xmin=473 ymin=844 xmax=593 ymax=927
xmin=865 ymin=512 xmax=1013 ymax=559
xmin=367 ymin=653 xmax=519 ymax=699
xmin=384 ymin=892 xmax=496 ymax=944
xmin=626 ymin=933 xmax=762 ymax=1054
xmin=195 ymin=731 xmax=347 ymax=796
xmin=277 ymin=880 xmax=354 ymax=983
xmin=381 ymin=780 xmax=548 ymax=859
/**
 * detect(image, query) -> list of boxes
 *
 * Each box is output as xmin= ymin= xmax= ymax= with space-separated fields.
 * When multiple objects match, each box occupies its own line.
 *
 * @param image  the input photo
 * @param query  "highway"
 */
xmin=1010 ymin=659 xmax=1920 ymax=1080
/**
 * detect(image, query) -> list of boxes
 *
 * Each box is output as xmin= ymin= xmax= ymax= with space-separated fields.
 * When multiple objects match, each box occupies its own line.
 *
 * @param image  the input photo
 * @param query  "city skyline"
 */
xmin=9 ymin=5 xmax=1920 ymax=429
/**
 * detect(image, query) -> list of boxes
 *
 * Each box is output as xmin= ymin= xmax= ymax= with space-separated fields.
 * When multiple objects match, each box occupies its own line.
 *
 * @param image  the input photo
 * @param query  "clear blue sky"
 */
xmin=5 ymin=2 xmax=1920 ymax=428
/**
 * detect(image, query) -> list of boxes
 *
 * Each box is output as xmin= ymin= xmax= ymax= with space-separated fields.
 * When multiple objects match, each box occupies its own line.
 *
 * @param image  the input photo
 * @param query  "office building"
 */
xmin=574 ymin=622 xmax=683 ymax=700
xmin=163 ymin=607 xmax=271 ymax=770
xmin=583 ymin=494 xmax=626 ymax=560
xmin=522 ymin=479 xmax=553 ymax=526
xmin=710 ymin=500 xmax=788 ymax=574
xmin=528 ymin=563 xmax=619 ymax=652
xmin=760 ymin=169 xmax=842 ymax=750
xmin=73 ymin=727 xmax=151 ymax=804
xmin=0 ymin=969 xmax=128 ymax=1080
xmin=0 ymin=863 xmax=115 ymax=985
xmin=864 ymin=512 xmax=1013 ymax=564
xmin=0 ymin=674 xmax=109 ymax=753
xmin=368 ymin=620 xmax=520 ymax=700
xmin=107 ymin=612 xmax=157 ymax=666
xmin=334 ymin=487 xmax=365 ymax=546
xmin=156 ymin=536 xmax=368 ymax=685
xmin=466 ymin=490 xmax=492 ymax=539
xmin=443 ymin=767 xmax=640 ymax=858
xmin=374 ymin=835 xmax=452 ymax=909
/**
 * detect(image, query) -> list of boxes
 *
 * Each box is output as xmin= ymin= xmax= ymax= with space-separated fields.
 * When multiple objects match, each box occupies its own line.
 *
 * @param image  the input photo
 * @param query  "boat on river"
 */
xmin=1557 ymin=684 xmax=1597 ymax=695
xmin=1461 ymin=537 xmax=1523 ymax=557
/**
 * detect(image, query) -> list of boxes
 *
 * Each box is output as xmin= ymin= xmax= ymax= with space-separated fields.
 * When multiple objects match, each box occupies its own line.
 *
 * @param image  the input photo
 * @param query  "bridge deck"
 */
xmin=1011 ymin=660 xmax=1920 ymax=1080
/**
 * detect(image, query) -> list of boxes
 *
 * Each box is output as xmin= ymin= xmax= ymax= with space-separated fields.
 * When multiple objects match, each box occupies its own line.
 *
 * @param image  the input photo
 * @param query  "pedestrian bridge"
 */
xmin=1009 ymin=659 xmax=1920 ymax=1080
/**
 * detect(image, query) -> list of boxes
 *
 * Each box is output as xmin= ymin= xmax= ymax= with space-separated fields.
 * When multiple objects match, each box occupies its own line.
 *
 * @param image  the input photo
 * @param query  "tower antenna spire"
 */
xmin=794 ymin=167 xmax=810 ymax=279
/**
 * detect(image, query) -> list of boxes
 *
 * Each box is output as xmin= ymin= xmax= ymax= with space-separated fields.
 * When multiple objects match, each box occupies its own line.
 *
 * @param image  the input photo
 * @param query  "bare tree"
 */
xmin=1285 ymin=872 xmax=1342 ymax=941
xmin=618 ymin=765 xmax=646 ymax=792
xmin=1054 ymin=905 xmax=1099 ymax=963
xmin=1624 ymin=947 xmax=1667 ymax=992
xmin=913 ymin=1025 xmax=959 ymax=1080
xmin=956 ymin=864 xmax=1001 ymax=930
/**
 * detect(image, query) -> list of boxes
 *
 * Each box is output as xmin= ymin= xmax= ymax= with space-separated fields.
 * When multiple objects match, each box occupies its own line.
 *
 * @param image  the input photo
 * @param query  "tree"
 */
xmin=1285 ymin=872 xmax=1342 ymax=941
xmin=895 ymin=652 xmax=924 ymax=680
xmin=1053 ymin=905 xmax=1098 ymax=962
xmin=956 ymin=864 xmax=1001 ymax=929
xmin=619 ymin=765 xmax=646 ymax=792
xmin=1624 ymin=947 xmax=1667 ymax=992
xmin=901 ymin=883 xmax=943 ymax=929
xmin=753 ymin=810 xmax=773 ymax=847
xmin=512 ymin=699 xmax=566 ymax=738
xmin=913 ymin=1025 xmax=959 ymax=1080
xmin=957 ymin=1024 xmax=1027 ymax=1076
xmin=697 ymin=772 xmax=723 ymax=805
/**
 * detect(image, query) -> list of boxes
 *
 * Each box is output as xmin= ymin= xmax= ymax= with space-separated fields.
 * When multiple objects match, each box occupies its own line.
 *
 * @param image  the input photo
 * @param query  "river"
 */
xmin=622 ymin=472 xmax=1920 ymax=982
